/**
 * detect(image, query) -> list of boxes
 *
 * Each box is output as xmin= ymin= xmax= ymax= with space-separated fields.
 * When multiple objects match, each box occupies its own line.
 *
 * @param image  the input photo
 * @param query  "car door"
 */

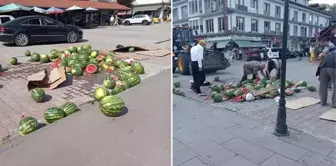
xmin=132 ymin=15 xmax=141 ymax=24
xmin=41 ymin=18 xmax=68 ymax=42
xmin=21 ymin=18 xmax=46 ymax=42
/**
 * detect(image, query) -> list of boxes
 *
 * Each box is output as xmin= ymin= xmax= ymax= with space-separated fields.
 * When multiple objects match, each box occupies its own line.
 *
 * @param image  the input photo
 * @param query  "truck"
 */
xmin=172 ymin=26 xmax=231 ymax=75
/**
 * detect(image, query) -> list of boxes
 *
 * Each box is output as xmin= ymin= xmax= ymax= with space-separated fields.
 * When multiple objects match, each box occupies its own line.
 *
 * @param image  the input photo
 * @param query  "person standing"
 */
xmin=110 ymin=15 xmax=114 ymax=26
xmin=239 ymin=49 xmax=243 ymax=60
xmin=316 ymin=35 xmax=336 ymax=108
xmin=240 ymin=61 xmax=266 ymax=84
xmin=190 ymin=40 xmax=206 ymax=96
xmin=309 ymin=44 xmax=315 ymax=61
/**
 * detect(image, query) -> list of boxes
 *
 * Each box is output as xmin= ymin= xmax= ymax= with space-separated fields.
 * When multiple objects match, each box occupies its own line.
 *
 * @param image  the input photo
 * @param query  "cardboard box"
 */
xmin=27 ymin=67 xmax=66 ymax=91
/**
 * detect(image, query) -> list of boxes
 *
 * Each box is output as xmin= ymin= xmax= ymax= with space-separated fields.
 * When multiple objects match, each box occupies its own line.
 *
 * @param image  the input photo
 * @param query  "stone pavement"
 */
xmin=0 ymin=24 xmax=171 ymax=142
xmin=173 ymin=58 xmax=336 ymax=143
xmin=0 ymin=69 xmax=171 ymax=166
xmin=173 ymin=95 xmax=336 ymax=166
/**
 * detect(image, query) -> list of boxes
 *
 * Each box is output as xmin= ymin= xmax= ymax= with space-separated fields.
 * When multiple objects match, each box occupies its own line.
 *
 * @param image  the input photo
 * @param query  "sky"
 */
xmin=309 ymin=0 xmax=335 ymax=5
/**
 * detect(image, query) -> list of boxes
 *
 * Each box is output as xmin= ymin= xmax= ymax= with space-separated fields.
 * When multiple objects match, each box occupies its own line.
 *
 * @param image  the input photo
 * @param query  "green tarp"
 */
xmin=206 ymin=40 xmax=266 ymax=48
xmin=233 ymin=40 xmax=265 ymax=48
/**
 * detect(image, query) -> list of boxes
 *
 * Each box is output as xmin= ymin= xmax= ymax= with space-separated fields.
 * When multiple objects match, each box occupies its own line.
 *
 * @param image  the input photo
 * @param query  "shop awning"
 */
xmin=32 ymin=6 xmax=48 ymax=14
xmin=65 ymin=5 xmax=84 ymax=11
xmin=47 ymin=7 xmax=64 ymax=14
xmin=0 ymin=3 xmax=32 ymax=13
xmin=85 ymin=7 xmax=98 ymax=11
xmin=132 ymin=4 xmax=163 ymax=13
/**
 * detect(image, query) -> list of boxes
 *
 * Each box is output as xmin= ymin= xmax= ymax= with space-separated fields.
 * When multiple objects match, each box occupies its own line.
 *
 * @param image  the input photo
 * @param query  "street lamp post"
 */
xmin=274 ymin=0 xmax=290 ymax=136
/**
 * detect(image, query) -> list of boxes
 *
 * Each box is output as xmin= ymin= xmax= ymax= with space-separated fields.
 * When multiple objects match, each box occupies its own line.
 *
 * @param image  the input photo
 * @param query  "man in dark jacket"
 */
xmin=316 ymin=35 xmax=336 ymax=108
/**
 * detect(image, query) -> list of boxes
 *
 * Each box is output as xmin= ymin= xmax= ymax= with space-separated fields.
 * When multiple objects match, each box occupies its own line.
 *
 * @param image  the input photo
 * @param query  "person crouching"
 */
xmin=265 ymin=59 xmax=281 ymax=80
xmin=240 ymin=61 xmax=266 ymax=84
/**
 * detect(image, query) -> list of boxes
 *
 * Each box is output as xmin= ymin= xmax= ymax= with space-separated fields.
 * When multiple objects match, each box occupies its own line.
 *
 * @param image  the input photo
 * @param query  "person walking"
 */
xmin=113 ymin=15 xmax=119 ymax=26
xmin=316 ymin=35 xmax=336 ymax=108
xmin=239 ymin=61 xmax=266 ymax=84
xmin=309 ymin=44 xmax=315 ymax=62
xmin=265 ymin=59 xmax=281 ymax=80
xmin=190 ymin=40 xmax=206 ymax=96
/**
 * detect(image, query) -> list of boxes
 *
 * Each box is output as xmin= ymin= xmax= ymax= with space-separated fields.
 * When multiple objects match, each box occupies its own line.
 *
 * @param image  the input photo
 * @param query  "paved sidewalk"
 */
xmin=0 ymin=69 xmax=171 ymax=166
xmin=173 ymin=96 xmax=336 ymax=166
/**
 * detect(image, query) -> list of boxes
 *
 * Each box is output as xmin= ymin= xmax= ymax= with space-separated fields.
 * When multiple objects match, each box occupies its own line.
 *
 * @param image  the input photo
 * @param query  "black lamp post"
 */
xmin=274 ymin=0 xmax=290 ymax=136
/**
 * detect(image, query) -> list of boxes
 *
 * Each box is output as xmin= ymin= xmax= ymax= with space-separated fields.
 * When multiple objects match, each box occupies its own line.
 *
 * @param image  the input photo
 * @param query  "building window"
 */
xmin=236 ymin=0 xmax=244 ymax=5
xmin=264 ymin=21 xmax=270 ymax=31
xmin=315 ymin=16 xmax=319 ymax=25
xmin=236 ymin=16 xmax=245 ymax=31
xmin=251 ymin=19 xmax=258 ymax=32
xmin=251 ymin=0 xmax=258 ymax=10
xmin=300 ymin=27 xmax=305 ymax=37
xmin=218 ymin=17 xmax=225 ymax=32
xmin=173 ymin=8 xmax=179 ymax=20
xmin=302 ymin=13 xmax=306 ymax=23
xmin=294 ymin=25 xmax=298 ymax=36
xmin=189 ymin=0 xmax=201 ymax=15
xmin=264 ymin=3 xmax=270 ymax=12
xmin=205 ymin=19 xmax=214 ymax=33
xmin=275 ymin=23 xmax=281 ymax=32
xmin=181 ymin=6 xmax=188 ymax=19
xmin=189 ymin=20 xmax=199 ymax=32
xmin=189 ymin=2 xmax=192 ymax=14
xmin=308 ymin=27 xmax=313 ymax=37
xmin=199 ymin=0 xmax=203 ymax=13
xmin=309 ymin=14 xmax=313 ymax=23
xmin=293 ymin=11 xmax=298 ymax=21
xmin=275 ymin=6 xmax=281 ymax=15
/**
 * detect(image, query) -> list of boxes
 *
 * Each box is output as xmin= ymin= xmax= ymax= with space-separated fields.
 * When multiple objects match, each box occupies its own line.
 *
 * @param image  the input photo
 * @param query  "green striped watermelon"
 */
xmin=60 ymin=102 xmax=79 ymax=116
xmin=110 ymin=81 xmax=126 ymax=95
xmin=44 ymin=107 xmax=65 ymax=124
xmin=18 ymin=117 xmax=38 ymax=136
xmin=99 ymin=95 xmax=125 ymax=117
xmin=126 ymin=75 xmax=141 ymax=87
xmin=103 ymin=76 xmax=116 ymax=89
xmin=132 ymin=61 xmax=145 ymax=74
xmin=31 ymin=88 xmax=45 ymax=103
xmin=94 ymin=87 xmax=109 ymax=101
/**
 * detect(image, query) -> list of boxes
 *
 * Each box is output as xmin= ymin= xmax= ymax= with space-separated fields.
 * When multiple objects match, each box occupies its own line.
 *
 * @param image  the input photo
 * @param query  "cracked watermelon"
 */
xmin=110 ymin=81 xmax=126 ymax=95
xmin=31 ymin=88 xmax=45 ymax=103
xmin=85 ymin=64 xmax=98 ymax=74
xmin=60 ymin=102 xmax=79 ymax=116
xmin=18 ymin=116 xmax=38 ymax=136
xmin=44 ymin=107 xmax=65 ymax=124
xmin=99 ymin=95 xmax=125 ymax=117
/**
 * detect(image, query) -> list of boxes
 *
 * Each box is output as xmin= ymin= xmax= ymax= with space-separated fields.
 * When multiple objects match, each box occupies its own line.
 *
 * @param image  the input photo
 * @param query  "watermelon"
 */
xmin=225 ymin=90 xmax=234 ymax=98
xmin=214 ymin=76 xmax=219 ymax=81
xmin=31 ymin=53 xmax=40 ymax=62
xmin=234 ymin=89 xmax=243 ymax=96
xmin=40 ymin=54 xmax=50 ymax=63
xmin=90 ymin=51 xmax=98 ymax=58
xmin=293 ymin=88 xmax=301 ymax=92
xmin=9 ymin=57 xmax=18 ymax=65
xmin=44 ymin=107 xmax=65 ymax=124
xmin=18 ymin=116 xmax=38 ymax=136
xmin=211 ymin=92 xmax=218 ymax=99
xmin=128 ymin=47 xmax=135 ymax=52
xmin=299 ymin=80 xmax=307 ymax=87
xmin=103 ymin=76 xmax=116 ymax=89
xmin=99 ymin=95 xmax=125 ymax=117
xmin=71 ymin=67 xmax=83 ymax=76
xmin=31 ymin=88 xmax=45 ymax=103
xmin=174 ymin=81 xmax=180 ymax=88
xmin=307 ymin=85 xmax=316 ymax=92
xmin=213 ymin=94 xmax=223 ymax=102
xmin=68 ymin=46 xmax=78 ymax=53
xmin=126 ymin=75 xmax=141 ymax=87
xmin=132 ymin=62 xmax=145 ymax=74
xmin=24 ymin=50 xmax=31 ymax=56
xmin=212 ymin=85 xmax=221 ymax=93
xmin=85 ymin=64 xmax=98 ymax=74
xmin=78 ymin=53 xmax=90 ymax=61
xmin=82 ymin=44 xmax=92 ymax=50
xmin=94 ymin=87 xmax=109 ymax=101
xmin=110 ymin=81 xmax=126 ymax=95
xmin=60 ymin=102 xmax=78 ymax=116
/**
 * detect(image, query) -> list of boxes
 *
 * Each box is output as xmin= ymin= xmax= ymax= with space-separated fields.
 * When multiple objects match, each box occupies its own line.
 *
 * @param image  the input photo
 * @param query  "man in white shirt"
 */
xmin=190 ymin=40 xmax=206 ymax=95
xmin=110 ymin=15 xmax=114 ymax=26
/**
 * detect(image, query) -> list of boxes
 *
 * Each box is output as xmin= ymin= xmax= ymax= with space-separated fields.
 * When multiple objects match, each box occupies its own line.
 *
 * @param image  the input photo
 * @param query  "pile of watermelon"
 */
xmin=210 ymin=78 xmax=316 ymax=103
xmin=24 ymin=44 xmax=145 ymax=77
xmin=172 ymin=81 xmax=185 ymax=97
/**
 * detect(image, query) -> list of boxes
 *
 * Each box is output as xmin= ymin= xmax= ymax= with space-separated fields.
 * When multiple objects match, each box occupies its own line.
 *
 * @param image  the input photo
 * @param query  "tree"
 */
xmin=117 ymin=0 xmax=134 ymax=8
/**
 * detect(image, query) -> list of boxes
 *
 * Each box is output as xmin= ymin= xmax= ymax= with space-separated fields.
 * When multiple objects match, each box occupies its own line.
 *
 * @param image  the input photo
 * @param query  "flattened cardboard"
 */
xmin=251 ymin=85 xmax=278 ymax=96
xmin=27 ymin=67 xmax=66 ymax=91
xmin=136 ymin=49 xmax=171 ymax=57
xmin=116 ymin=53 xmax=150 ymax=60
xmin=286 ymin=97 xmax=320 ymax=110
xmin=319 ymin=109 xmax=336 ymax=122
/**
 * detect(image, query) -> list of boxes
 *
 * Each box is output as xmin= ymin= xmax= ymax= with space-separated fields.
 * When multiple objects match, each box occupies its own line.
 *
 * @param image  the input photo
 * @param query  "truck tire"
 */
xmin=177 ymin=53 xmax=191 ymax=75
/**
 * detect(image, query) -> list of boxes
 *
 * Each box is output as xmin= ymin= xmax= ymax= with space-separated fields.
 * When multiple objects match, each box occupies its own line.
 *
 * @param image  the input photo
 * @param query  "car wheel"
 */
xmin=14 ymin=33 xmax=29 ymax=46
xmin=124 ymin=21 xmax=131 ymax=25
xmin=67 ymin=31 xmax=78 ymax=43
xmin=142 ymin=20 xmax=149 ymax=25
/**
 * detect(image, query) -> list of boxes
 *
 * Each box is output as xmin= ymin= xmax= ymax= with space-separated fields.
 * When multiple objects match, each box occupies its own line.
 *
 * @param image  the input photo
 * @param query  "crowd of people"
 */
xmin=188 ymin=32 xmax=335 ymax=108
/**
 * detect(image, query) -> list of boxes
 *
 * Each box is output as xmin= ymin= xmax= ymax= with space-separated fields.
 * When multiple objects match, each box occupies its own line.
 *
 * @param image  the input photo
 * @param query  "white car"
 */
xmin=123 ymin=14 xmax=152 ymax=26
xmin=267 ymin=47 xmax=281 ymax=59
xmin=0 ymin=15 xmax=14 ymax=24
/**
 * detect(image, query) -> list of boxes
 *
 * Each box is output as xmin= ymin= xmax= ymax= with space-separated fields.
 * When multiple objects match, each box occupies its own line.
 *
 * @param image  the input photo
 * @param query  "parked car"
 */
xmin=246 ymin=48 xmax=262 ymax=61
xmin=0 ymin=15 xmax=83 ymax=46
xmin=0 ymin=15 xmax=14 ymax=24
xmin=266 ymin=47 xmax=293 ymax=59
xmin=123 ymin=14 xmax=152 ymax=26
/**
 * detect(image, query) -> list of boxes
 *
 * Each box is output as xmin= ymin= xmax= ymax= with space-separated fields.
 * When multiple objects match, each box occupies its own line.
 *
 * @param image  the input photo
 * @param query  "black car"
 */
xmin=0 ymin=15 xmax=83 ymax=46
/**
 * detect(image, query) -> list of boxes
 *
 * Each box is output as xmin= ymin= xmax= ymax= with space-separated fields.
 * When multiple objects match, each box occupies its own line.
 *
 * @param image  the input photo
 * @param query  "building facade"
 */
xmin=173 ymin=0 xmax=333 ymax=50
xmin=132 ymin=0 xmax=171 ymax=19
